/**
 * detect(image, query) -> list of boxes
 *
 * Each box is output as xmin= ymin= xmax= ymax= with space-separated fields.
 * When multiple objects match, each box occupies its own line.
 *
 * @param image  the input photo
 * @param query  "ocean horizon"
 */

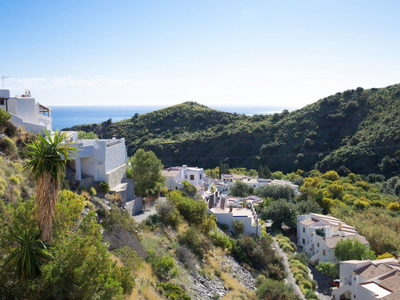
xmin=51 ymin=105 xmax=298 ymax=130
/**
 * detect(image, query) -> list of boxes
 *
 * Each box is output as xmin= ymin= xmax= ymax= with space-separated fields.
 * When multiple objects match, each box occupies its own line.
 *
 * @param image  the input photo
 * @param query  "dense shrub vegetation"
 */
xmin=71 ymin=84 xmax=400 ymax=178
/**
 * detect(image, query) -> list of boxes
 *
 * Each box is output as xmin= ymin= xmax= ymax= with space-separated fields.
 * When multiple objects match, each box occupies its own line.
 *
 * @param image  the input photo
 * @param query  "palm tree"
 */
xmin=3 ymin=228 xmax=53 ymax=282
xmin=23 ymin=130 xmax=77 ymax=243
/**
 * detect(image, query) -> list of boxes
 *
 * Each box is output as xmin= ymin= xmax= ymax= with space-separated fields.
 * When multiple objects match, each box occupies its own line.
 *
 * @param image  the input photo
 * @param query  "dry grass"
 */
xmin=204 ymin=249 xmax=255 ymax=300
xmin=126 ymin=262 xmax=165 ymax=300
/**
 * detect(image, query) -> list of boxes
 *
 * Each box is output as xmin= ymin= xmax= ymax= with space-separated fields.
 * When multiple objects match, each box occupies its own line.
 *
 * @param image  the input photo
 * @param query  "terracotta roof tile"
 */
xmin=353 ymin=264 xmax=393 ymax=280
xmin=300 ymin=218 xmax=318 ymax=226
xmin=380 ymin=272 xmax=400 ymax=292
xmin=322 ymin=234 xmax=369 ymax=249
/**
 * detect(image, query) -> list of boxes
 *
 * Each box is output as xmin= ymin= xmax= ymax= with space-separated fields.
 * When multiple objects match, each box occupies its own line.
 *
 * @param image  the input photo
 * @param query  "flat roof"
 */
xmin=360 ymin=283 xmax=391 ymax=298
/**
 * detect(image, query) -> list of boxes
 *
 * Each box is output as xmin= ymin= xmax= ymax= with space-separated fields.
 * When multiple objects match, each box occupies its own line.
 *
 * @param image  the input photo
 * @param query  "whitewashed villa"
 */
xmin=333 ymin=257 xmax=400 ymax=300
xmin=162 ymin=165 xmax=206 ymax=191
xmin=0 ymin=89 xmax=52 ymax=133
xmin=0 ymin=89 xmax=134 ymax=205
xmin=297 ymin=213 xmax=369 ymax=265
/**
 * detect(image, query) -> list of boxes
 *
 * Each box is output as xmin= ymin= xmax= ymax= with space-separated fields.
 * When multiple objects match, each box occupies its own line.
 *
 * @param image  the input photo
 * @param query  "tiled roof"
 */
xmin=380 ymin=272 xmax=400 ymax=292
xmin=353 ymin=263 xmax=393 ymax=280
xmin=321 ymin=234 xmax=369 ymax=249
xmin=300 ymin=218 xmax=318 ymax=226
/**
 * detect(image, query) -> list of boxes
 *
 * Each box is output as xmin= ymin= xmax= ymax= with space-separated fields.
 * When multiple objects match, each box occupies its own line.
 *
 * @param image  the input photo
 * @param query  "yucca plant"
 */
xmin=3 ymin=228 xmax=53 ymax=282
xmin=23 ymin=129 xmax=78 ymax=243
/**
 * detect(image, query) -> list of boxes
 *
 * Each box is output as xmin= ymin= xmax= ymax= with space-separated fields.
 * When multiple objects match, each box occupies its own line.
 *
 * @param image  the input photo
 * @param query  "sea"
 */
xmin=51 ymin=105 xmax=297 ymax=130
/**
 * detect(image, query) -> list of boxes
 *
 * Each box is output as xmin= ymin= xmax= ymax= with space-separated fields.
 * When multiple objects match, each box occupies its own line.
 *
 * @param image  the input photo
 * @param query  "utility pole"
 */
xmin=1 ymin=76 xmax=9 ymax=88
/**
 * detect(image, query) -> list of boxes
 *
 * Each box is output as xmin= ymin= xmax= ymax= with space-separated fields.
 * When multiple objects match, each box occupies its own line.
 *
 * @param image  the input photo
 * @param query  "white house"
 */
xmin=0 ymin=89 xmax=52 ymax=133
xmin=221 ymin=173 xmax=299 ymax=195
xmin=162 ymin=165 xmax=205 ymax=191
xmin=208 ymin=197 xmax=261 ymax=236
xmin=63 ymin=131 xmax=127 ymax=190
xmin=297 ymin=213 xmax=369 ymax=265
xmin=332 ymin=258 xmax=400 ymax=300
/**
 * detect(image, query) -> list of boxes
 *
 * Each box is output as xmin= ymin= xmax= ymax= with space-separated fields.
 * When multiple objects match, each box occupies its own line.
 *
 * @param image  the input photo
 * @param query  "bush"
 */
xmin=304 ymin=289 xmax=318 ymax=300
xmin=209 ymin=229 xmax=232 ymax=250
xmin=113 ymin=246 xmax=143 ymax=272
xmin=89 ymin=186 xmax=97 ymax=196
xmin=156 ymin=282 xmax=191 ymax=300
xmin=290 ymin=252 xmax=309 ymax=265
xmin=300 ymin=280 xmax=312 ymax=290
xmin=281 ymin=243 xmax=295 ymax=253
xmin=219 ymin=223 xmax=229 ymax=231
xmin=256 ymin=278 xmax=298 ymax=300
xmin=233 ymin=219 xmax=245 ymax=235
xmin=145 ymin=214 xmax=160 ymax=230
xmin=146 ymin=249 xmax=176 ymax=279
xmin=99 ymin=181 xmax=110 ymax=193
xmin=178 ymin=227 xmax=211 ymax=258
xmin=0 ymin=136 xmax=17 ymax=157
xmin=156 ymin=201 xmax=180 ymax=229
xmin=78 ymin=131 xmax=99 ymax=139
xmin=295 ymin=274 xmax=304 ymax=283
xmin=175 ymin=246 xmax=197 ymax=270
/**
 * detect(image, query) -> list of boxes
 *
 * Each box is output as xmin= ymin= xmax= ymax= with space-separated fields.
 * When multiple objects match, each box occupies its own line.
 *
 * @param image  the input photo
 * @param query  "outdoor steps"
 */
xmin=110 ymin=182 xmax=128 ymax=193
xmin=109 ymin=178 xmax=135 ymax=205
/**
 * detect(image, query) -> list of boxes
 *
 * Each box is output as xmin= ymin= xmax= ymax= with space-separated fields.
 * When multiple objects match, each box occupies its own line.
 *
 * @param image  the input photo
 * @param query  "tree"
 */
xmin=296 ymin=199 xmax=322 ymax=215
xmin=258 ymin=165 xmax=272 ymax=179
xmin=260 ymin=200 xmax=297 ymax=229
xmin=228 ymin=180 xmax=254 ymax=197
xmin=219 ymin=161 xmax=230 ymax=177
xmin=128 ymin=149 xmax=165 ymax=199
xmin=23 ymin=130 xmax=78 ymax=243
xmin=256 ymin=278 xmax=298 ymax=300
xmin=334 ymin=238 xmax=376 ymax=261
xmin=255 ymin=184 xmax=295 ymax=201
xmin=182 ymin=180 xmax=197 ymax=198
xmin=315 ymin=262 xmax=339 ymax=278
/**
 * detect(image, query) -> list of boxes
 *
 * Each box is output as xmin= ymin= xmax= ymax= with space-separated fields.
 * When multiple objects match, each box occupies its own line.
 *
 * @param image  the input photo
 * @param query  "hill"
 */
xmin=68 ymin=84 xmax=400 ymax=176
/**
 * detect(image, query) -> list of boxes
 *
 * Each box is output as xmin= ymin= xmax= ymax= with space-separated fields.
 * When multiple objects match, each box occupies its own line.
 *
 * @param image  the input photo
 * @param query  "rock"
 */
xmin=220 ymin=255 xmax=256 ymax=290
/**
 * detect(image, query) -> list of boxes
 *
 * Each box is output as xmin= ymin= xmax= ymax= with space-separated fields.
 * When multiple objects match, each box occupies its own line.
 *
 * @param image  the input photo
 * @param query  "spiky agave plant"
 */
xmin=23 ymin=130 xmax=78 ymax=243
xmin=3 ymin=228 xmax=53 ymax=282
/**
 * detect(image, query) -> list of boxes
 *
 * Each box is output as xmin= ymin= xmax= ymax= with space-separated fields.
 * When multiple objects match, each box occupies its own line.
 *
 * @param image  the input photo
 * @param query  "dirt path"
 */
xmin=272 ymin=237 xmax=306 ymax=300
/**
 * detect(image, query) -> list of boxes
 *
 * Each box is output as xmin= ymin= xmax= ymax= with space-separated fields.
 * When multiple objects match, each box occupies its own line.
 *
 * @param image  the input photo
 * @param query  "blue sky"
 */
xmin=1 ymin=0 xmax=399 ymax=107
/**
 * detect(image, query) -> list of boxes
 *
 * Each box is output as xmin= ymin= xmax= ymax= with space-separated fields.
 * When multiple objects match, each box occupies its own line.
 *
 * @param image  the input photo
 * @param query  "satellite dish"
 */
xmin=24 ymin=89 xmax=31 ymax=97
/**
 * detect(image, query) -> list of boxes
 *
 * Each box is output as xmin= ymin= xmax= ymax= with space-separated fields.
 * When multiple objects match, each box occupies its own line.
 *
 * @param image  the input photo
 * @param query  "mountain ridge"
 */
xmin=68 ymin=83 xmax=400 ymax=176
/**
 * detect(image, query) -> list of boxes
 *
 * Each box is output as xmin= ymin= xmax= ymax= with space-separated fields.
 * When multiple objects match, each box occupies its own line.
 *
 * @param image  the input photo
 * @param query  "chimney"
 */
xmin=183 ymin=165 xmax=187 ymax=169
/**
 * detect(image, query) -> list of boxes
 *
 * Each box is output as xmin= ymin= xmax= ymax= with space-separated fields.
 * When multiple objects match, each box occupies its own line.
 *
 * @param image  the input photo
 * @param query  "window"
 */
xmin=200 ymin=174 xmax=202 ymax=179
xmin=317 ymin=243 xmax=319 ymax=247
xmin=39 ymin=105 xmax=50 ymax=117
xmin=354 ymin=296 xmax=356 ymax=298
xmin=190 ymin=175 xmax=194 ymax=180
xmin=323 ymin=249 xmax=326 ymax=256
xmin=185 ymin=175 xmax=187 ymax=179
xmin=303 ymin=227 xmax=305 ymax=233
xmin=354 ymin=277 xmax=356 ymax=281
xmin=0 ymin=99 xmax=4 ymax=105
xmin=302 ymin=239 xmax=305 ymax=244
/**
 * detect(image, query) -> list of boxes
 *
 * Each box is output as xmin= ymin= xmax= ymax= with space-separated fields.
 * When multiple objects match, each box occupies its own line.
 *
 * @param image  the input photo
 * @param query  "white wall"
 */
xmin=211 ymin=211 xmax=261 ymax=236
xmin=105 ymin=139 xmax=126 ymax=173
xmin=182 ymin=168 xmax=204 ymax=188
xmin=73 ymin=137 xmax=127 ymax=189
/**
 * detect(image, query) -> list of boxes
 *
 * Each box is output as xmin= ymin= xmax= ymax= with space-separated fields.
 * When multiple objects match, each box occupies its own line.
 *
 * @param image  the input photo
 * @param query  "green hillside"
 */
xmin=69 ymin=84 xmax=400 ymax=176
